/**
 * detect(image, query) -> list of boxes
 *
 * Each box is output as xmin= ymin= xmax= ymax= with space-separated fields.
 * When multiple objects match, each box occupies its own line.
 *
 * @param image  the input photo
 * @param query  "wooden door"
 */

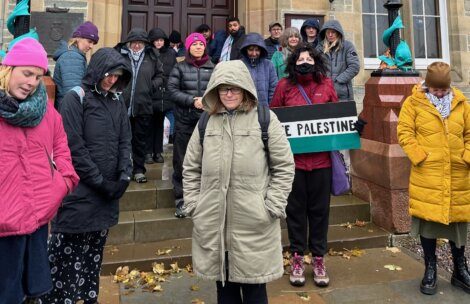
xmin=122 ymin=0 xmax=234 ymax=41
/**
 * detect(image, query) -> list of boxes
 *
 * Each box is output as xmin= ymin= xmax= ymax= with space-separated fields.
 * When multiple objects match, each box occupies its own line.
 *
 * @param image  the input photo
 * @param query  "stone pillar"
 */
xmin=350 ymin=74 xmax=420 ymax=233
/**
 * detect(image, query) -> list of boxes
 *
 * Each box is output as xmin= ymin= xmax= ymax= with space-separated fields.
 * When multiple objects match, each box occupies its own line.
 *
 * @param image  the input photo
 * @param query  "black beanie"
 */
xmin=169 ymin=30 xmax=182 ymax=43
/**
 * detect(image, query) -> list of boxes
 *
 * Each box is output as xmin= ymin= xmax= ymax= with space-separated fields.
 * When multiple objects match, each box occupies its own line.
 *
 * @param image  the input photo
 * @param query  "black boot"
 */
xmin=145 ymin=153 xmax=154 ymax=164
xmin=420 ymin=255 xmax=437 ymax=295
xmin=450 ymin=244 xmax=470 ymax=294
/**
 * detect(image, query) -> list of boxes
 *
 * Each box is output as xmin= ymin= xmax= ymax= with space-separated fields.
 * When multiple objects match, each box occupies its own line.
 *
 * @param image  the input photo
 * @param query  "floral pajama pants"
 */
xmin=39 ymin=230 xmax=108 ymax=304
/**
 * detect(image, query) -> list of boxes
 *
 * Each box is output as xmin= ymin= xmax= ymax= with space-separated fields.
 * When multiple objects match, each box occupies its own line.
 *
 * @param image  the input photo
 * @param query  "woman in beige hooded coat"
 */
xmin=182 ymin=60 xmax=295 ymax=303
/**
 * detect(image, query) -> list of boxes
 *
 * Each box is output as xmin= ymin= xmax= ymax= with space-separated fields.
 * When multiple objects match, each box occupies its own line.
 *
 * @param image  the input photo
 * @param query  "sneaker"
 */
xmin=174 ymin=200 xmax=186 ymax=218
xmin=133 ymin=173 xmax=147 ymax=183
xmin=153 ymin=153 xmax=164 ymax=163
xmin=144 ymin=154 xmax=154 ymax=164
xmin=289 ymin=253 xmax=305 ymax=286
xmin=313 ymin=256 xmax=329 ymax=287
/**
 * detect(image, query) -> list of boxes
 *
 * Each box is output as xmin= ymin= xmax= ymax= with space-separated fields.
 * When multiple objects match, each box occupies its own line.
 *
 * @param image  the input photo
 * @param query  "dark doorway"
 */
xmin=122 ymin=0 xmax=234 ymax=41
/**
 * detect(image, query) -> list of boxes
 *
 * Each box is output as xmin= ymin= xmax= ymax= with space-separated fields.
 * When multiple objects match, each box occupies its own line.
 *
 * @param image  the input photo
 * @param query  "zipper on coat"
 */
xmin=197 ymin=68 xmax=202 ymax=97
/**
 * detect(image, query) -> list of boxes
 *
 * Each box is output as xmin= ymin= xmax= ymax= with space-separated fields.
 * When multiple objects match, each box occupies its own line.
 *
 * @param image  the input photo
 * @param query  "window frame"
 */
xmin=362 ymin=0 xmax=449 ymax=70
xmin=362 ymin=0 xmax=388 ymax=69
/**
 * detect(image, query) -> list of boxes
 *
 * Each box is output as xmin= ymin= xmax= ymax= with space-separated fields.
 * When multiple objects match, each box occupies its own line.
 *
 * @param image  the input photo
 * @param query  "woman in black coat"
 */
xmin=145 ymin=27 xmax=177 ymax=164
xmin=40 ymin=48 xmax=133 ymax=304
xmin=167 ymin=32 xmax=215 ymax=218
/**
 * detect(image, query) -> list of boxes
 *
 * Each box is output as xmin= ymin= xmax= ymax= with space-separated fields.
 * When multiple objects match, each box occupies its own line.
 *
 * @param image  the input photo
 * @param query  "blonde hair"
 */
xmin=322 ymin=33 xmax=342 ymax=54
xmin=279 ymin=27 xmax=301 ymax=48
xmin=0 ymin=66 xmax=13 ymax=93
xmin=68 ymin=38 xmax=80 ymax=49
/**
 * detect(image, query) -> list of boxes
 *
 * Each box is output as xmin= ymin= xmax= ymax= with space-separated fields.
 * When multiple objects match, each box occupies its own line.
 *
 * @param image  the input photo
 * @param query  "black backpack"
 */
xmin=198 ymin=105 xmax=271 ymax=157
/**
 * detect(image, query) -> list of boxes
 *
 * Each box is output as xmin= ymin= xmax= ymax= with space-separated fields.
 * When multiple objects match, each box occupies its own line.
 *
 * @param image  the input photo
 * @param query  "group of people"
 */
xmin=0 ymin=14 xmax=469 ymax=304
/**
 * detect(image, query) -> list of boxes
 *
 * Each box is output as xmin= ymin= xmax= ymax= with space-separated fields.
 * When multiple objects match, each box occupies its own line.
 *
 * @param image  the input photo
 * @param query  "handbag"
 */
xmin=330 ymin=150 xmax=351 ymax=196
xmin=296 ymin=84 xmax=350 ymax=195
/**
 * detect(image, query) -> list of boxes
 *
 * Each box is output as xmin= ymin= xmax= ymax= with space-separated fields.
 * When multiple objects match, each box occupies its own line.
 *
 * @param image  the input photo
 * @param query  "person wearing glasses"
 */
xmin=115 ymin=28 xmax=164 ymax=183
xmin=167 ymin=33 xmax=215 ymax=218
xmin=398 ymin=62 xmax=470 ymax=295
xmin=264 ymin=22 xmax=283 ymax=60
xmin=182 ymin=60 xmax=294 ymax=304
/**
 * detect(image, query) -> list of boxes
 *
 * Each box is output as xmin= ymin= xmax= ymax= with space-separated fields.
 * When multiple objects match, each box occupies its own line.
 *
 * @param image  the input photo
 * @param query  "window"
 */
xmin=362 ymin=0 xmax=388 ymax=69
xmin=412 ymin=0 xmax=449 ymax=68
xmin=362 ymin=0 xmax=449 ymax=70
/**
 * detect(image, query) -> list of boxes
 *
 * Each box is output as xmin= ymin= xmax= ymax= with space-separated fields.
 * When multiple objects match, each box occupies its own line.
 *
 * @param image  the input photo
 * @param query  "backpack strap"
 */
xmin=70 ymin=86 xmax=85 ymax=104
xmin=198 ymin=111 xmax=210 ymax=147
xmin=257 ymin=105 xmax=270 ymax=154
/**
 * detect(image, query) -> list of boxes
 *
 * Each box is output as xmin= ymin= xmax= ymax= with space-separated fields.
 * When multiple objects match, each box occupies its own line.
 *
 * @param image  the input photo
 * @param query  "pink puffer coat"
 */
xmin=0 ymin=103 xmax=79 ymax=237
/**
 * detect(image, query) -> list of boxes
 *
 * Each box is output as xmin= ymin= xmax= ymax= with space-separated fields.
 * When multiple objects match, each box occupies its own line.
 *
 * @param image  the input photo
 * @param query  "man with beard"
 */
xmin=264 ymin=21 xmax=283 ymax=59
xmin=219 ymin=17 xmax=246 ymax=62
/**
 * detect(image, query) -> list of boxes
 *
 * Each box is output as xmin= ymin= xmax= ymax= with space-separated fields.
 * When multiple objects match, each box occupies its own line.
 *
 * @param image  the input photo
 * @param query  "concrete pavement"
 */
xmin=98 ymin=247 xmax=470 ymax=303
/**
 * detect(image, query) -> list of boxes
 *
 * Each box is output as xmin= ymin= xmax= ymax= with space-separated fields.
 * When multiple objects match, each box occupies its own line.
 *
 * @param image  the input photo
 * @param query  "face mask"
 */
xmin=296 ymin=63 xmax=314 ymax=75
xmin=249 ymin=57 xmax=259 ymax=67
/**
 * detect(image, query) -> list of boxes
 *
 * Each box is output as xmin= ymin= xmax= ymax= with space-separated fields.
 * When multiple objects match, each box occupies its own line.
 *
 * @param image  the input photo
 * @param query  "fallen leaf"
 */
xmin=354 ymin=220 xmax=367 ymax=227
xmin=297 ymin=292 xmax=311 ymax=301
xmin=185 ymin=264 xmax=193 ymax=273
xmin=170 ymin=262 xmax=181 ymax=273
xmin=348 ymin=248 xmax=365 ymax=257
xmin=152 ymin=262 xmax=165 ymax=275
xmin=304 ymin=255 xmax=312 ymax=265
xmin=341 ymin=222 xmax=353 ymax=229
xmin=190 ymin=284 xmax=200 ymax=291
xmin=386 ymin=247 xmax=401 ymax=254
xmin=384 ymin=264 xmax=402 ymax=271
xmin=153 ymin=284 xmax=163 ymax=292
xmin=191 ymin=299 xmax=205 ymax=304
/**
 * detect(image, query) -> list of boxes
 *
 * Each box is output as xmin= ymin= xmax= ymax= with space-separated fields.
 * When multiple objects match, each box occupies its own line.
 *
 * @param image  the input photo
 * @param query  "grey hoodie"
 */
xmin=318 ymin=20 xmax=360 ymax=101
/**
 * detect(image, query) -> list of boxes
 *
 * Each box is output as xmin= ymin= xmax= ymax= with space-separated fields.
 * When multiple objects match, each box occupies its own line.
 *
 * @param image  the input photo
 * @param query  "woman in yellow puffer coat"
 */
xmin=398 ymin=62 xmax=470 ymax=296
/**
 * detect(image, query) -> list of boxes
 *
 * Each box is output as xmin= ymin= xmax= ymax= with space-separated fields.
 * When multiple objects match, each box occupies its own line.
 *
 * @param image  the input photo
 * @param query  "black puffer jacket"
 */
xmin=52 ymin=48 xmax=133 ymax=233
xmin=167 ymin=59 xmax=215 ymax=131
xmin=148 ymin=27 xmax=177 ymax=112
xmin=116 ymin=28 xmax=164 ymax=116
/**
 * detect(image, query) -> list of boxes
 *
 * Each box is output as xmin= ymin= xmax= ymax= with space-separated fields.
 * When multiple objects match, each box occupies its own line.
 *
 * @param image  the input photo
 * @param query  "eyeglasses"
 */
xmin=271 ymin=28 xmax=282 ymax=32
xmin=218 ymin=87 xmax=243 ymax=95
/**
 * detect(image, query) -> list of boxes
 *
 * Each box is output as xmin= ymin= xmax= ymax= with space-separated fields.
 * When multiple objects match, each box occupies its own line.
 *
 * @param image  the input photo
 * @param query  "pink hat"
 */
xmin=185 ymin=33 xmax=206 ymax=50
xmin=2 ymin=38 xmax=48 ymax=72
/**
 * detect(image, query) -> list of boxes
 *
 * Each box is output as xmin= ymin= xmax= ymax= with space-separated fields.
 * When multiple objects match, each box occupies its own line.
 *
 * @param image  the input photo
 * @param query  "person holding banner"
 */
xmin=397 ymin=62 xmax=470 ymax=295
xmin=271 ymin=44 xmax=338 ymax=287
xmin=182 ymin=60 xmax=294 ymax=304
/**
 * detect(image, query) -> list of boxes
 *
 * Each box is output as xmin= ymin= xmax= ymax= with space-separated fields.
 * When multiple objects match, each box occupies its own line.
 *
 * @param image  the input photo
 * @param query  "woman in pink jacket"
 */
xmin=0 ymin=38 xmax=79 ymax=304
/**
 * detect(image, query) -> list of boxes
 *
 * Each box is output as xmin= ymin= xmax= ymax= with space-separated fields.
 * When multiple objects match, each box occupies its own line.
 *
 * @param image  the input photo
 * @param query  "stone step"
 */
xmin=120 ymin=180 xmax=174 ymax=212
xmin=109 ymin=196 xmax=371 ymax=245
xmin=102 ymin=222 xmax=389 ymax=274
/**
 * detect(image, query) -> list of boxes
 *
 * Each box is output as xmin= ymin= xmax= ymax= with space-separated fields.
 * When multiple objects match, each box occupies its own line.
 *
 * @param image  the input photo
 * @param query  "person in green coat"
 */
xmin=271 ymin=27 xmax=301 ymax=79
xmin=182 ymin=60 xmax=295 ymax=303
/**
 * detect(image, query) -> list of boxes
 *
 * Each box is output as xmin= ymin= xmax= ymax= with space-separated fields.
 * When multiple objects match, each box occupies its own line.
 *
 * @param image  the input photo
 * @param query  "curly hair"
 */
xmin=285 ymin=44 xmax=328 ymax=84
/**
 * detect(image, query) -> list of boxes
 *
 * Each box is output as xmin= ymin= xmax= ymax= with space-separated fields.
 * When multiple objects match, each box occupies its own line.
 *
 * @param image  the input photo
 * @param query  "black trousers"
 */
xmin=216 ymin=281 xmax=268 ymax=304
xmin=146 ymin=110 xmax=165 ymax=156
xmin=130 ymin=115 xmax=152 ymax=174
xmin=172 ymin=123 xmax=197 ymax=202
xmin=286 ymin=168 xmax=332 ymax=256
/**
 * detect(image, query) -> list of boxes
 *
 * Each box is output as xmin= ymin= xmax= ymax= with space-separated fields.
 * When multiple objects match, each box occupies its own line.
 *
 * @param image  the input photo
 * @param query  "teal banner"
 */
xmin=271 ymin=102 xmax=361 ymax=153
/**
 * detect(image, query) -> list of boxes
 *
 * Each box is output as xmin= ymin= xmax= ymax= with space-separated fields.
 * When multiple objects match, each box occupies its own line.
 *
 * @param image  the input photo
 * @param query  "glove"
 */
xmin=353 ymin=118 xmax=368 ymax=136
xmin=99 ymin=180 xmax=119 ymax=200
xmin=114 ymin=179 xmax=130 ymax=200
xmin=0 ymin=90 xmax=19 ymax=113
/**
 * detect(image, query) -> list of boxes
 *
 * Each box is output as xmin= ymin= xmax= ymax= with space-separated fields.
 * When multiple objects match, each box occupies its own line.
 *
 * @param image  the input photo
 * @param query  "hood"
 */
xmin=319 ymin=20 xmax=344 ymax=41
xmin=53 ymin=40 xmax=82 ymax=61
xmin=202 ymin=60 xmax=258 ymax=111
xmin=300 ymin=18 xmax=320 ymax=41
xmin=124 ymin=28 xmax=149 ymax=44
xmin=82 ymin=47 xmax=132 ymax=91
xmin=240 ymin=32 xmax=268 ymax=59
xmin=148 ymin=27 xmax=170 ymax=49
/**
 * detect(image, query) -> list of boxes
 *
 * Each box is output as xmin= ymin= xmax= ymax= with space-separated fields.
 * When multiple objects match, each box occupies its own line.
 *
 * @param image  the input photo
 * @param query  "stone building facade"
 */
xmin=1 ymin=0 xmax=469 ymax=103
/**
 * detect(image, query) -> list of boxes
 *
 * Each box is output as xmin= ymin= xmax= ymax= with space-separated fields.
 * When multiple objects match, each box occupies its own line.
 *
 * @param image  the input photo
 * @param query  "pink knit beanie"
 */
xmin=185 ymin=33 xmax=206 ymax=50
xmin=2 ymin=38 xmax=48 ymax=72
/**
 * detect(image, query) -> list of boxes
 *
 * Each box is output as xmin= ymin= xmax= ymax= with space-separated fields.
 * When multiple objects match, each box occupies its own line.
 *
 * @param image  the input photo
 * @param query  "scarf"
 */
xmin=185 ymin=54 xmax=209 ymax=68
xmin=131 ymin=48 xmax=144 ymax=61
xmin=0 ymin=83 xmax=47 ymax=127
xmin=281 ymin=47 xmax=293 ymax=61
xmin=220 ymin=35 xmax=233 ymax=62
xmin=426 ymin=91 xmax=453 ymax=119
